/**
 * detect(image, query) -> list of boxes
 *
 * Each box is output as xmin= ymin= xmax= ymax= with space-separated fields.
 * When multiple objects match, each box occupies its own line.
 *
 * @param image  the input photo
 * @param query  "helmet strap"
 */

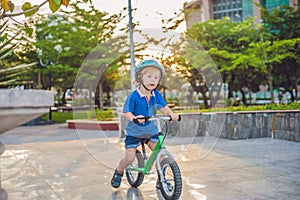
xmin=140 ymin=73 xmax=162 ymax=92
xmin=142 ymin=83 xmax=152 ymax=91
xmin=142 ymin=81 xmax=160 ymax=92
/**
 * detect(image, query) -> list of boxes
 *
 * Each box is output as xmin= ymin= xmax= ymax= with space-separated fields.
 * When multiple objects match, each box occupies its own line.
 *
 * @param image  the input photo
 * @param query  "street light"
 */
xmin=37 ymin=49 xmax=52 ymax=90
xmin=37 ymin=37 xmax=62 ymax=90
xmin=128 ymin=0 xmax=135 ymax=90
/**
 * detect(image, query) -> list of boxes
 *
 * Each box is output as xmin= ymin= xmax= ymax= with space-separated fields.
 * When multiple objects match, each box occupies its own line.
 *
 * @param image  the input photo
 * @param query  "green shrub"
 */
xmin=166 ymin=97 xmax=179 ymax=106
xmin=41 ymin=112 xmax=76 ymax=123
xmin=200 ymin=102 xmax=300 ymax=113
xmin=95 ymin=109 xmax=115 ymax=120
xmin=41 ymin=109 xmax=116 ymax=123
xmin=42 ymin=103 xmax=299 ymax=123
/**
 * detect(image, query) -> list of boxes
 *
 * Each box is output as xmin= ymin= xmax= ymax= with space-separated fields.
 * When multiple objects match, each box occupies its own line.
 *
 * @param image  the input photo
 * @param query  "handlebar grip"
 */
xmin=133 ymin=116 xmax=151 ymax=124
xmin=144 ymin=116 xmax=150 ymax=122
xmin=169 ymin=115 xmax=181 ymax=121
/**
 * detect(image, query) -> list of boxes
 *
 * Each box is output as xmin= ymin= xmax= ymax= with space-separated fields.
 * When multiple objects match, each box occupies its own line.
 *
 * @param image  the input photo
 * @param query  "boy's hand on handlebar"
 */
xmin=169 ymin=114 xmax=180 ymax=121
xmin=133 ymin=115 xmax=146 ymax=124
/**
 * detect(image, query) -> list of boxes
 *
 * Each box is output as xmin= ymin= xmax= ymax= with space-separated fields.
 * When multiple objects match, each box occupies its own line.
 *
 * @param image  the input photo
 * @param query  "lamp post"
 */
xmin=37 ymin=49 xmax=43 ymax=89
xmin=37 ymin=44 xmax=61 ymax=122
xmin=128 ymin=0 xmax=135 ymax=90
xmin=37 ymin=49 xmax=53 ymax=121
xmin=38 ymin=49 xmax=52 ymax=90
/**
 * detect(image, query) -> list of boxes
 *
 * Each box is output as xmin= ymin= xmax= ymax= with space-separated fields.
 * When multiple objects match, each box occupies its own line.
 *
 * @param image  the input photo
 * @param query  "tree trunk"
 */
xmin=98 ymin=82 xmax=104 ymax=110
xmin=199 ymin=90 xmax=209 ymax=109
xmin=267 ymin=66 xmax=274 ymax=103
xmin=62 ymin=88 xmax=69 ymax=105
xmin=88 ymin=82 xmax=94 ymax=110
xmin=240 ymin=89 xmax=248 ymax=106
xmin=228 ymin=74 xmax=235 ymax=99
xmin=162 ymin=85 xmax=166 ymax=100
xmin=294 ymin=80 xmax=298 ymax=102
xmin=199 ymin=85 xmax=209 ymax=108
xmin=202 ymin=94 xmax=209 ymax=109
xmin=288 ymin=90 xmax=295 ymax=102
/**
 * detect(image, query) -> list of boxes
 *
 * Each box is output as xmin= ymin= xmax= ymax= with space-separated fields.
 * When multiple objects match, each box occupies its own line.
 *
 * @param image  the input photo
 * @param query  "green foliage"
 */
xmin=186 ymin=5 xmax=300 ymax=105
xmin=200 ymin=102 xmax=300 ymax=113
xmin=22 ymin=2 xmax=39 ymax=17
xmin=0 ymin=21 xmax=37 ymax=88
xmin=1 ymin=0 xmax=88 ymax=88
xmin=49 ymin=0 xmax=62 ymax=13
xmin=34 ymin=3 xmax=127 ymax=107
xmin=0 ymin=63 xmax=36 ymax=87
xmin=95 ymin=109 xmax=115 ymax=121
xmin=42 ymin=109 xmax=115 ymax=123
xmin=166 ymin=97 xmax=180 ymax=107
xmin=185 ymin=17 xmax=265 ymax=106
xmin=0 ymin=0 xmax=72 ymax=19
xmin=42 ymin=112 xmax=74 ymax=123
xmin=260 ymin=5 xmax=300 ymax=40
xmin=0 ymin=21 xmax=19 ymax=59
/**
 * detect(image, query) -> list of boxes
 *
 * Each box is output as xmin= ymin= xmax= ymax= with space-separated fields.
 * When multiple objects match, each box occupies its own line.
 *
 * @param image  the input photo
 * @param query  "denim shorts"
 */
xmin=125 ymin=134 xmax=158 ymax=149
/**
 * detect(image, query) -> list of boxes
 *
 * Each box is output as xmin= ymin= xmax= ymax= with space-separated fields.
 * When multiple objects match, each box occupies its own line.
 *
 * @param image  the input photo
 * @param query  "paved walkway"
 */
xmin=0 ymin=124 xmax=299 ymax=200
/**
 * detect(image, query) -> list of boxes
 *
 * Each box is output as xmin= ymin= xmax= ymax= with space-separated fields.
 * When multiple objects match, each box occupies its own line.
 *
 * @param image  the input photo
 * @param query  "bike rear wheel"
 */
xmin=158 ymin=157 xmax=182 ymax=200
xmin=126 ymin=150 xmax=144 ymax=187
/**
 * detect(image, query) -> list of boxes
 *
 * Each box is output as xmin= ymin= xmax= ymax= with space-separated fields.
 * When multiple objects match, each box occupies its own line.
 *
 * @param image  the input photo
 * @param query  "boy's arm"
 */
xmin=123 ymin=112 xmax=135 ymax=122
xmin=160 ymin=106 xmax=179 ymax=121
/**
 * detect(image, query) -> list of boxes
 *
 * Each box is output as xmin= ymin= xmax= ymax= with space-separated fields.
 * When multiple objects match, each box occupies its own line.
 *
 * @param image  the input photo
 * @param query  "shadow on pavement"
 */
xmin=111 ymin=187 xmax=166 ymax=200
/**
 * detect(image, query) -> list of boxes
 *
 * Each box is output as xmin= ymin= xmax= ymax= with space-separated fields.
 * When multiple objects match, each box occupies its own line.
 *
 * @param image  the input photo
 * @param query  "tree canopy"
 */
xmin=1 ymin=2 xmax=299 ymax=109
xmin=34 ymin=2 xmax=127 ymax=107
xmin=185 ymin=5 xmax=300 ymax=105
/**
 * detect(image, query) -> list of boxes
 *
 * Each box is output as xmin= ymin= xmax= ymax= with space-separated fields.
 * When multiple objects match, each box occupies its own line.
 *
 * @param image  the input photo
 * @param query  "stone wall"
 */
xmin=120 ymin=111 xmax=300 ymax=142
xmin=0 ymin=89 xmax=54 ymax=134
xmin=169 ymin=111 xmax=300 ymax=142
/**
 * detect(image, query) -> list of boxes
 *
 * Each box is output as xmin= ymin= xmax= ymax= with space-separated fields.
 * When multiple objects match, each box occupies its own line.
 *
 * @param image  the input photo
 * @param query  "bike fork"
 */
xmin=156 ymin=149 xmax=175 ymax=183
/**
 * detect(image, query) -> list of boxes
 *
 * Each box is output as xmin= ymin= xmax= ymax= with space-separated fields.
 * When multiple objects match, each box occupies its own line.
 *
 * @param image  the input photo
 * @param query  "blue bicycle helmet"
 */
xmin=135 ymin=59 xmax=165 ymax=80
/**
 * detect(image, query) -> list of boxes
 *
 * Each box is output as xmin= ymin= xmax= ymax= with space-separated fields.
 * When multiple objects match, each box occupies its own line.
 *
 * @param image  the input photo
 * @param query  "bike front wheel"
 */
xmin=126 ymin=149 xmax=144 ymax=187
xmin=158 ymin=157 xmax=182 ymax=200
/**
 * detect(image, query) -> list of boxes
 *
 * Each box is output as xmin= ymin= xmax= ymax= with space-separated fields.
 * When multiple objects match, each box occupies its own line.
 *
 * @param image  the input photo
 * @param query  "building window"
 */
xmin=261 ymin=0 xmax=290 ymax=11
xmin=212 ymin=0 xmax=243 ymax=22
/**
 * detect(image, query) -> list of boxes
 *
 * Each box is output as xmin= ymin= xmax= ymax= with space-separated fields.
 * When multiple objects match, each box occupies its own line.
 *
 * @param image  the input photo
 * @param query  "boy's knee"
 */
xmin=148 ymin=142 xmax=157 ymax=151
xmin=125 ymin=150 xmax=136 ymax=164
xmin=129 ymin=157 xmax=135 ymax=163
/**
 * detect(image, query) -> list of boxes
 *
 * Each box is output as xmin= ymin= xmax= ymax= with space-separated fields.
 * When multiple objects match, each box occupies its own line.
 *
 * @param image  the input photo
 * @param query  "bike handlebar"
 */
xmin=133 ymin=115 xmax=181 ymax=124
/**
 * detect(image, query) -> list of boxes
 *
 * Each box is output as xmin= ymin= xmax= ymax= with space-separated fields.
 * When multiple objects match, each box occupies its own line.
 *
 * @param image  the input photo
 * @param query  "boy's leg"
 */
xmin=111 ymin=136 xmax=141 ymax=188
xmin=117 ymin=148 xmax=136 ymax=172
xmin=148 ymin=134 xmax=159 ymax=151
xmin=147 ymin=141 xmax=157 ymax=151
xmin=111 ymin=148 xmax=136 ymax=188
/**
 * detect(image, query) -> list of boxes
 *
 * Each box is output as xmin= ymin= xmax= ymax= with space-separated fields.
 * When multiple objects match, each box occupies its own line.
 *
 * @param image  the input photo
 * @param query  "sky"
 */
xmin=14 ymin=0 xmax=188 ymax=32
xmin=92 ymin=0 xmax=188 ymax=31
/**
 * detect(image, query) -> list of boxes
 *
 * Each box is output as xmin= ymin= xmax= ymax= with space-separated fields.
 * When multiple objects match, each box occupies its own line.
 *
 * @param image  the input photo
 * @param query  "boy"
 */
xmin=111 ymin=59 xmax=179 ymax=188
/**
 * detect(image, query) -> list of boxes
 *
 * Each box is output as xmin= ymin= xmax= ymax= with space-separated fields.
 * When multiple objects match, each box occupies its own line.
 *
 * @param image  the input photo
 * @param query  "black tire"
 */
xmin=158 ymin=157 xmax=182 ymax=200
xmin=126 ymin=150 xmax=145 ymax=187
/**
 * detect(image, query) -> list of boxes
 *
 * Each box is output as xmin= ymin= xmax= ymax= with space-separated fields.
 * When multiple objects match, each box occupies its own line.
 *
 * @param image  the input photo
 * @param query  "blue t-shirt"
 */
xmin=123 ymin=88 xmax=167 ymax=138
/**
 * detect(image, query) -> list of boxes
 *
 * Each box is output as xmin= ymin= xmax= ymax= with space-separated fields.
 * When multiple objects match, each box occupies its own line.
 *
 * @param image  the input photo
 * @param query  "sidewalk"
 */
xmin=0 ymin=123 xmax=299 ymax=200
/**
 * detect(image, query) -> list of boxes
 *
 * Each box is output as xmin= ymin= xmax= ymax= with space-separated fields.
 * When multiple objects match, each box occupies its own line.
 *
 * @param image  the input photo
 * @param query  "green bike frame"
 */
xmin=127 ymin=133 xmax=164 ymax=174
xmin=127 ymin=116 xmax=175 ymax=176
xmin=125 ymin=116 xmax=182 ymax=200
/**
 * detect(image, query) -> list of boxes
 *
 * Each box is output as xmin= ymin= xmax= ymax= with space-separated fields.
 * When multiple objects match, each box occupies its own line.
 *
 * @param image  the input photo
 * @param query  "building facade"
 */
xmin=184 ymin=0 xmax=299 ymax=28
